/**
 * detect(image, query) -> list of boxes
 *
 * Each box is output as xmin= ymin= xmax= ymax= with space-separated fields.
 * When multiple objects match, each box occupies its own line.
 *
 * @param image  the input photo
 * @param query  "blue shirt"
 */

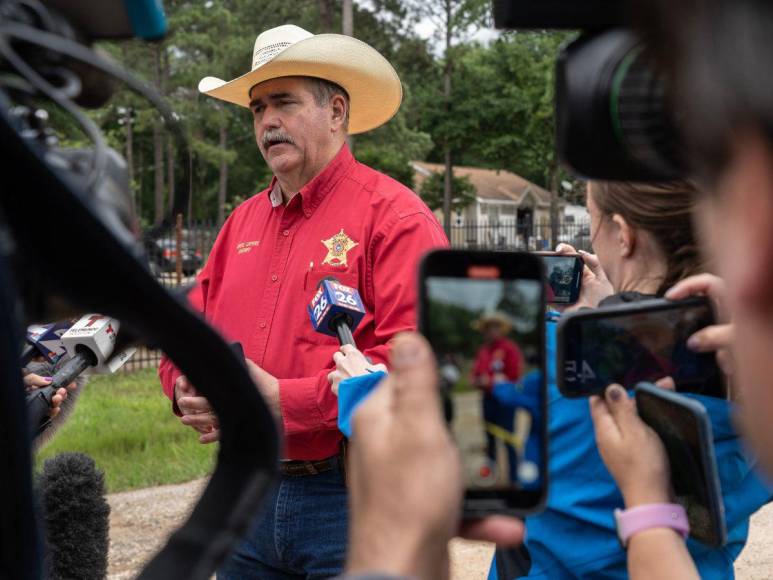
xmin=517 ymin=321 xmax=772 ymax=579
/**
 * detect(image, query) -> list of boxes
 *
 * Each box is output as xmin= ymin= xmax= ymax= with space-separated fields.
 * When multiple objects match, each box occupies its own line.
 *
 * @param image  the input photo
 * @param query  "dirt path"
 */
xmin=107 ymin=478 xmax=772 ymax=579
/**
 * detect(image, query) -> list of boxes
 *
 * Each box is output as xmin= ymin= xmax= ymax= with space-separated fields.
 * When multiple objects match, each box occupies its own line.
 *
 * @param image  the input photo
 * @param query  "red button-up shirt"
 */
xmin=159 ymin=144 xmax=448 ymax=460
xmin=471 ymin=337 xmax=523 ymax=393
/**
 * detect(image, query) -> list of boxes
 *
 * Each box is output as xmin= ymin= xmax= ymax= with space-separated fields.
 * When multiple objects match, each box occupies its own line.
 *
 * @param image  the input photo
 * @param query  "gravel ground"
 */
xmin=107 ymin=478 xmax=772 ymax=579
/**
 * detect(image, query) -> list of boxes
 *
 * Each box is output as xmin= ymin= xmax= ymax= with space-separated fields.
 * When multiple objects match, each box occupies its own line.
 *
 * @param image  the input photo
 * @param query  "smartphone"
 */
xmin=535 ymin=252 xmax=583 ymax=304
xmin=557 ymin=297 xmax=726 ymax=398
xmin=418 ymin=249 xmax=547 ymax=516
xmin=634 ymin=382 xmax=727 ymax=547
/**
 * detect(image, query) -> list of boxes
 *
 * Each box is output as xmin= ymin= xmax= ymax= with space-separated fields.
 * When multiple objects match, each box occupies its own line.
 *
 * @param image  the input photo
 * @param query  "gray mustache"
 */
xmin=263 ymin=130 xmax=295 ymax=149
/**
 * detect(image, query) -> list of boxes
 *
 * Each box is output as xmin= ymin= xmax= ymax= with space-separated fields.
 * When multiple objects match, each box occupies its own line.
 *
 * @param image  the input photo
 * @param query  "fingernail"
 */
xmin=43 ymin=376 xmax=53 ymax=382
xmin=664 ymin=288 xmax=675 ymax=298
xmin=607 ymin=385 xmax=623 ymax=402
xmin=687 ymin=335 xmax=700 ymax=350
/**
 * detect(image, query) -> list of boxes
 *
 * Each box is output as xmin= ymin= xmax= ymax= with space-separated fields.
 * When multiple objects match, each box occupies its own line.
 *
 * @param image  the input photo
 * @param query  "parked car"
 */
xmin=144 ymin=236 xmax=202 ymax=276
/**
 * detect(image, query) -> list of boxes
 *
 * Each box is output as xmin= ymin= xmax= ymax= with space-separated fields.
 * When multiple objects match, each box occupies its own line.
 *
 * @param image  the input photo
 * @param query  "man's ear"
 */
xmin=611 ymin=214 xmax=635 ymax=258
xmin=329 ymin=94 xmax=347 ymax=133
xmin=719 ymin=132 xmax=773 ymax=312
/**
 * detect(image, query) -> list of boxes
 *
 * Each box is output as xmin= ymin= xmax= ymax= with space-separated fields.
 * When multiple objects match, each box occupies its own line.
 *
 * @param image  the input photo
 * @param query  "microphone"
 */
xmin=307 ymin=277 xmax=366 ymax=346
xmin=21 ymin=320 xmax=72 ymax=366
xmin=37 ymin=452 xmax=110 ymax=580
xmin=26 ymin=313 xmax=136 ymax=437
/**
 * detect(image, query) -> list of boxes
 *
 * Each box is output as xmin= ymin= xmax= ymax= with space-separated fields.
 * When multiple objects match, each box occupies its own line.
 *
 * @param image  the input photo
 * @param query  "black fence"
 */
xmin=122 ymin=217 xmax=591 ymax=372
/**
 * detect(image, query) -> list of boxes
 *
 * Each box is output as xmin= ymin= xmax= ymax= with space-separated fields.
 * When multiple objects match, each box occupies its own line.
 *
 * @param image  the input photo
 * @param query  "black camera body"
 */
xmin=494 ymin=0 xmax=686 ymax=182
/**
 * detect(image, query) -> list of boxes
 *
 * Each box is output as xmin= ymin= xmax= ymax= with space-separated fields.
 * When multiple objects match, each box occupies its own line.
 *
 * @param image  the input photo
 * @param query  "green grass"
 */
xmin=35 ymin=369 xmax=216 ymax=493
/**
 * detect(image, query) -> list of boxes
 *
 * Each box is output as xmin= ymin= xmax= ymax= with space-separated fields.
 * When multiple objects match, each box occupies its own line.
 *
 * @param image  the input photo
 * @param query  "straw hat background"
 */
xmin=198 ymin=24 xmax=402 ymax=135
xmin=471 ymin=311 xmax=513 ymax=334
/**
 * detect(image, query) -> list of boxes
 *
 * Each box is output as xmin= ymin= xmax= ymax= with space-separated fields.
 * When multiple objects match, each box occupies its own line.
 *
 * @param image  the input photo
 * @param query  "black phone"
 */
xmin=634 ymin=382 xmax=727 ymax=547
xmin=557 ymin=297 xmax=726 ymax=398
xmin=535 ymin=252 xmax=583 ymax=304
xmin=418 ymin=249 xmax=547 ymax=516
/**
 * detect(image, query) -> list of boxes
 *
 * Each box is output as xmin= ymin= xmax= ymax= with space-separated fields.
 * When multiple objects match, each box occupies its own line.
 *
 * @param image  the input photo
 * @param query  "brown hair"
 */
xmin=590 ymin=180 xmax=703 ymax=296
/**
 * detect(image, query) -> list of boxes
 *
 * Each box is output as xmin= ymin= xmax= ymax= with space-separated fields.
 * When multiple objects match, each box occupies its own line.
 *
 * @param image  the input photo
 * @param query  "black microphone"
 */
xmin=37 ymin=452 xmax=110 ymax=580
xmin=26 ymin=351 xmax=96 ymax=438
xmin=307 ymin=277 xmax=366 ymax=346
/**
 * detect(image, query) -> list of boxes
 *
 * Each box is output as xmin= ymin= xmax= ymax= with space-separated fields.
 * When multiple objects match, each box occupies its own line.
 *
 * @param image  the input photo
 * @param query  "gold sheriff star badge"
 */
xmin=321 ymin=229 xmax=359 ymax=267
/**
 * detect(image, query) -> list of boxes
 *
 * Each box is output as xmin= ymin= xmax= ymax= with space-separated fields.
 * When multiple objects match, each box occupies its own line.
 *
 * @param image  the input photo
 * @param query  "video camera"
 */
xmin=493 ymin=0 xmax=685 ymax=182
xmin=0 ymin=2 xmax=279 ymax=579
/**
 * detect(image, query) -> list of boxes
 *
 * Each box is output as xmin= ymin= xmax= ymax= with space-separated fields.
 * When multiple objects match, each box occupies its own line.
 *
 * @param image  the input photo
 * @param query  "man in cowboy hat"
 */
xmin=471 ymin=311 xmax=523 ymax=482
xmin=158 ymin=24 xmax=447 ymax=579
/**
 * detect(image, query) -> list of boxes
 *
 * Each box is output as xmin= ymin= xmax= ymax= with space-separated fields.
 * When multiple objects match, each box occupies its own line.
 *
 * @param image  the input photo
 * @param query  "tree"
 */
xmin=419 ymin=170 xmax=475 ymax=212
xmin=399 ymin=0 xmax=490 ymax=235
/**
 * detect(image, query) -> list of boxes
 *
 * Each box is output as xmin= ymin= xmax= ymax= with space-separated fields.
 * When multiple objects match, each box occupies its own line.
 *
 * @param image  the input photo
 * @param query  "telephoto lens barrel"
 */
xmin=556 ymin=29 xmax=686 ymax=181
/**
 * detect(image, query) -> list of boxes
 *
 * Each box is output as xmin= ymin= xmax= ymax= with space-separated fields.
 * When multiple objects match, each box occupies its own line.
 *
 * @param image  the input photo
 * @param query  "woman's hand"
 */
xmin=329 ymin=345 xmax=387 ymax=396
xmin=666 ymin=274 xmax=735 ymax=379
xmin=555 ymin=243 xmax=614 ymax=312
xmin=23 ymin=373 xmax=76 ymax=419
xmin=590 ymin=384 xmax=671 ymax=508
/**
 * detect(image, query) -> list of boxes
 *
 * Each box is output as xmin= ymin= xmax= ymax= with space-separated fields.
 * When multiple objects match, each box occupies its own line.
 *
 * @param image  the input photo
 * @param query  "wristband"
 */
xmin=614 ymin=503 xmax=689 ymax=548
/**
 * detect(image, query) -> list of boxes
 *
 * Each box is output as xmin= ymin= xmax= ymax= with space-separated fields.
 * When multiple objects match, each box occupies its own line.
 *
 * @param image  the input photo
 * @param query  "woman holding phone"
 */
xmin=491 ymin=181 xmax=771 ymax=580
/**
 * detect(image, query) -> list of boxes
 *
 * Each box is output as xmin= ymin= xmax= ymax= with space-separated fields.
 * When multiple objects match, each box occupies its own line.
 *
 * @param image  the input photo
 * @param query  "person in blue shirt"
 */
xmin=489 ymin=180 xmax=772 ymax=580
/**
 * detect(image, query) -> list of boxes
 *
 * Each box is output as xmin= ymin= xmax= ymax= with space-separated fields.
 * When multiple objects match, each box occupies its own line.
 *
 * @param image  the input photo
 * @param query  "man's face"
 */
xmin=248 ymin=77 xmax=335 ymax=180
xmin=704 ymin=133 xmax=773 ymax=473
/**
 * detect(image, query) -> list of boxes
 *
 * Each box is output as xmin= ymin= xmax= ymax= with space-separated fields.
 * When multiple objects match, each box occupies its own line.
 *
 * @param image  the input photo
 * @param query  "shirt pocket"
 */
xmin=299 ymin=268 xmax=361 ymax=346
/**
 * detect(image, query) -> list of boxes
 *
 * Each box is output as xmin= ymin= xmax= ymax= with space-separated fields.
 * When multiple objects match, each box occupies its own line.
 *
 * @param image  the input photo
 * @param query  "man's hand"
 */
xmin=176 ymin=361 xmax=281 ymax=442
xmin=589 ymin=384 xmax=672 ymax=508
xmin=345 ymin=333 xmax=523 ymax=580
xmin=176 ymin=375 xmax=220 ymax=444
xmin=245 ymin=359 xmax=281 ymax=419
xmin=328 ymin=344 xmax=387 ymax=396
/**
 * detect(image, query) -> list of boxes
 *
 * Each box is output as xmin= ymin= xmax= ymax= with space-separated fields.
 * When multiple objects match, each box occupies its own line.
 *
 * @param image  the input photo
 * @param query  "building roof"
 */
xmin=413 ymin=161 xmax=554 ymax=207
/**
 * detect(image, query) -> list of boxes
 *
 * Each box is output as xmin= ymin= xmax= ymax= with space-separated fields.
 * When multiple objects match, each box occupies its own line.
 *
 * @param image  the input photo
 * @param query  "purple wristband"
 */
xmin=614 ymin=503 xmax=690 ymax=547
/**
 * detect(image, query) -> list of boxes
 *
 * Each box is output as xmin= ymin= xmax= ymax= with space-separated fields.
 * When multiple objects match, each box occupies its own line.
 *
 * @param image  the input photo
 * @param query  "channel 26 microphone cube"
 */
xmin=308 ymin=278 xmax=365 ymax=346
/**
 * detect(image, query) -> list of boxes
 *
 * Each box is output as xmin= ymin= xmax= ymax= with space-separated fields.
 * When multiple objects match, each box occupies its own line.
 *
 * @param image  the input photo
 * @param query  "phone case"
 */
xmin=417 ymin=249 xmax=548 ymax=517
xmin=634 ymin=382 xmax=727 ymax=547
xmin=555 ymin=297 xmax=725 ymax=398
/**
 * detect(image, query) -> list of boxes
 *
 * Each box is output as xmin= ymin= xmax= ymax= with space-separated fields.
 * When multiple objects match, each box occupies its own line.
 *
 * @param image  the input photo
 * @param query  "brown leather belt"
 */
xmin=279 ymin=454 xmax=341 ymax=477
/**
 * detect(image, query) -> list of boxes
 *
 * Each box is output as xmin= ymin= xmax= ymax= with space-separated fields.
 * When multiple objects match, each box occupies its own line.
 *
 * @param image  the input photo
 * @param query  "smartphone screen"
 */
xmin=419 ymin=250 xmax=546 ymax=515
xmin=558 ymin=298 xmax=725 ymax=398
xmin=635 ymin=383 xmax=727 ymax=547
xmin=538 ymin=254 xmax=583 ymax=304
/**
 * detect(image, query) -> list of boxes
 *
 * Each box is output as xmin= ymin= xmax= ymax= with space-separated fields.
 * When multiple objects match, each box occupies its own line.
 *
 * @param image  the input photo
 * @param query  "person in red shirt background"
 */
xmin=158 ymin=24 xmax=447 ymax=580
xmin=471 ymin=312 xmax=523 ymax=481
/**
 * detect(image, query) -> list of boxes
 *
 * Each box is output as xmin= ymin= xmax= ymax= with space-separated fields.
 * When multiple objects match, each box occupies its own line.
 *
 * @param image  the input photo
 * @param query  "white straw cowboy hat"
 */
xmin=198 ymin=24 xmax=402 ymax=135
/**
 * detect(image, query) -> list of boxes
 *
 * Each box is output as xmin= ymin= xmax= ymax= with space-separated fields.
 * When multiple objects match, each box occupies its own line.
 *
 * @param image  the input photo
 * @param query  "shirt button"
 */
xmin=271 ymin=274 xmax=278 ymax=282
xmin=282 ymin=229 xmax=290 ymax=237
xmin=259 ymin=321 xmax=266 ymax=329
xmin=304 ymin=210 xmax=311 ymax=217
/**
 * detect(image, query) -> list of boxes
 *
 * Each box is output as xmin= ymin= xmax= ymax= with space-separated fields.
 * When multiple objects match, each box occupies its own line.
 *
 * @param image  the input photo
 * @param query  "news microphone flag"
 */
xmin=308 ymin=278 xmax=365 ymax=345
xmin=25 ymin=321 xmax=72 ymax=364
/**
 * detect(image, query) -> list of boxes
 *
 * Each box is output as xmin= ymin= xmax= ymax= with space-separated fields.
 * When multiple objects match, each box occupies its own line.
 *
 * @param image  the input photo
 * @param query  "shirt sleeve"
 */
xmin=157 ymin=272 xmax=210 ymax=413
xmin=279 ymin=211 xmax=449 ymax=436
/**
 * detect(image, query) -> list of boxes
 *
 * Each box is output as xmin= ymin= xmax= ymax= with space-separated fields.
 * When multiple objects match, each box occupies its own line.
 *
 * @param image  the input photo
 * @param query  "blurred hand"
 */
xmin=23 ymin=372 xmax=76 ymax=419
xmin=590 ymin=384 xmax=671 ymax=508
xmin=555 ymin=244 xmax=614 ymax=312
xmin=328 ymin=345 xmax=387 ymax=396
xmin=666 ymin=274 xmax=735 ymax=378
xmin=345 ymin=333 xmax=523 ymax=579
xmin=176 ymin=375 xmax=220 ymax=444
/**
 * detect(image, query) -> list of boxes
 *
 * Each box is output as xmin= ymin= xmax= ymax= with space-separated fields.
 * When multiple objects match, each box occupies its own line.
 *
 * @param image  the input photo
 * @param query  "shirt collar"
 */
xmin=265 ymin=144 xmax=355 ymax=217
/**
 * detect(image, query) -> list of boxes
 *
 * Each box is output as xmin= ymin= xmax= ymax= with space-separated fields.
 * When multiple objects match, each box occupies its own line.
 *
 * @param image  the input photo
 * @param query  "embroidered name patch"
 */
xmin=236 ymin=240 xmax=260 ymax=254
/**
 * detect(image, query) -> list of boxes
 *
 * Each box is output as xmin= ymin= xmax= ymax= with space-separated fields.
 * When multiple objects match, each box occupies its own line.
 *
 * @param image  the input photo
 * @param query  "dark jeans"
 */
xmin=217 ymin=460 xmax=348 ymax=580
xmin=482 ymin=392 xmax=519 ymax=476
